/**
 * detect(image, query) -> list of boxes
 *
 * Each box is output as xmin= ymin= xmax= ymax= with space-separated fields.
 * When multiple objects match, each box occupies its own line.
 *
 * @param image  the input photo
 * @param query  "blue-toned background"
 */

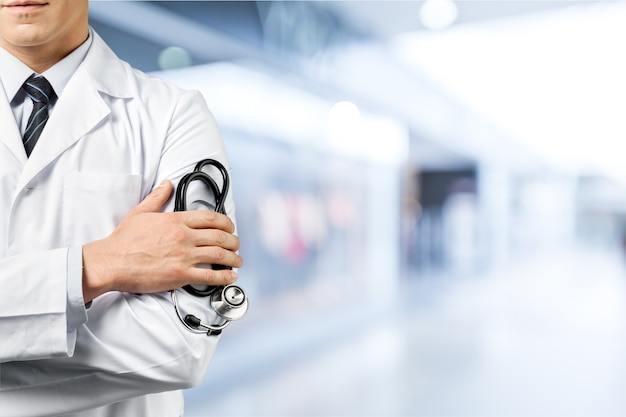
xmin=90 ymin=2 xmax=626 ymax=415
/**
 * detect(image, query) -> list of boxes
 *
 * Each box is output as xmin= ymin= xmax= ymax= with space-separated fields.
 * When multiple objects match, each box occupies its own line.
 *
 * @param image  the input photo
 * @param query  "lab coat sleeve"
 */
xmin=0 ymin=90 xmax=238 ymax=416
xmin=0 ymin=248 xmax=79 ymax=363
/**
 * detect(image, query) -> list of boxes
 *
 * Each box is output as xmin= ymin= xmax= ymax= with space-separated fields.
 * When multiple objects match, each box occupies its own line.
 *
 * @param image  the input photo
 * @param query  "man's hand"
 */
xmin=82 ymin=180 xmax=243 ymax=303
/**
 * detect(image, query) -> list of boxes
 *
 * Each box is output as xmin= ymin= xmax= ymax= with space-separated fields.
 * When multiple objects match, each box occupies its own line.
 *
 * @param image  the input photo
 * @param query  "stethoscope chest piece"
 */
xmin=211 ymin=285 xmax=248 ymax=321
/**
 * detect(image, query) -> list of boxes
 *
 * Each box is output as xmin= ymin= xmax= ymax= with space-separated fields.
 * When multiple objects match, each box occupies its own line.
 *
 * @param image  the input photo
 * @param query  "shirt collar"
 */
xmin=0 ymin=32 xmax=92 ymax=103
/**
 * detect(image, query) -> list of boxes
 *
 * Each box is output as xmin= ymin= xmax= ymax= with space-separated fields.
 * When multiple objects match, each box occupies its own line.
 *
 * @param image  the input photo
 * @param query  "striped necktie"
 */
xmin=21 ymin=74 xmax=56 ymax=157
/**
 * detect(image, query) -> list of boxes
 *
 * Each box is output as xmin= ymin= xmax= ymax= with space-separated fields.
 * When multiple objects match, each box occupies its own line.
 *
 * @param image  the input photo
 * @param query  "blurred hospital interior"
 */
xmin=89 ymin=1 xmax=626 ymax=415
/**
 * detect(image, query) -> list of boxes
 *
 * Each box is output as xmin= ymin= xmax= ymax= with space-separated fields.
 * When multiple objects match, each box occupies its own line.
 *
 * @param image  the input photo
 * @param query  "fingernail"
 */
xmin=230 ymin=271 xmax=238 ymax=281
xmin=156 ymin=180 xmax=167 ymax=189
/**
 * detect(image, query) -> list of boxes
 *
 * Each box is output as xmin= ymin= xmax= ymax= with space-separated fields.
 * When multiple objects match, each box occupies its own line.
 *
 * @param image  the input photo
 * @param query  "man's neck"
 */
xmin=0 ymin=30 xmax=89 ymax=74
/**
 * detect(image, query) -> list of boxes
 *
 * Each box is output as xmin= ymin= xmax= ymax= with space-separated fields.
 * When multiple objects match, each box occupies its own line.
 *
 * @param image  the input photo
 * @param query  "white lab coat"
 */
xmin=0 ymin=30 xmax=235 ymax=416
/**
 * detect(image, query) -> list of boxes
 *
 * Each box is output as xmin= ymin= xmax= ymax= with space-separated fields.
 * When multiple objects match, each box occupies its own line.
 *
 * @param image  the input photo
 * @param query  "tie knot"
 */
xmin=22 ymin=74 xmax=55 ymax=105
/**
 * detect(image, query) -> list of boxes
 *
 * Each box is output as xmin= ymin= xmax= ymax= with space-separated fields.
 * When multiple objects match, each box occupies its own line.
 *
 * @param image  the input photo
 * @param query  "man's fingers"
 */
xmin=129 ymin=180 xmax=173 ymax=215
xmin=188 ymin=267 xmax=239 ymax=287
xmin=181 ymin=210 xmax=235 ymax=233
xmin=191 ymin=229 xmax=240 ymax=251
xmin=192 ymin=246 xmax=243 ymax=269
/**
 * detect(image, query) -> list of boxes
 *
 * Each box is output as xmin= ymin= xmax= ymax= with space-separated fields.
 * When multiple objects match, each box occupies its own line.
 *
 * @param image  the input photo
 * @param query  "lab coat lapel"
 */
xmin=21 ymin=68 xmax=111 ymax=185
xmin=18 ymin=30 xmax=132 ymax=189
xmin=0 ymin=78 xmax=27 ymax=165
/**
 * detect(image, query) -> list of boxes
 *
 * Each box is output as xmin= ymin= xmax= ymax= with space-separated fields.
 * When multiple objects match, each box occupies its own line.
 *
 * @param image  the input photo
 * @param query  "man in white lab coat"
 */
xmin=0 ymin=1 xmax=243 ymax=416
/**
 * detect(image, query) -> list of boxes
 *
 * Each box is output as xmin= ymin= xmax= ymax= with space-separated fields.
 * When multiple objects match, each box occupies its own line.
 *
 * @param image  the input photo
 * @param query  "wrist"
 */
xmin=82 ymin=240 xmax=115 ymax=303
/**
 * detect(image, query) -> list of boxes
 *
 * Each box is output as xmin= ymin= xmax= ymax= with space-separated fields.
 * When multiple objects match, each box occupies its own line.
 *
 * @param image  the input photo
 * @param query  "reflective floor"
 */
xmin=185 ymin=244 xmax=626 ymax=416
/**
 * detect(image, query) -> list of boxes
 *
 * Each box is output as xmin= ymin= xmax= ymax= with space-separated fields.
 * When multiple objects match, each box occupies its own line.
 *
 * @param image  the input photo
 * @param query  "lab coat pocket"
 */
xmin=63 ymin=173 xmax=142 ymax=246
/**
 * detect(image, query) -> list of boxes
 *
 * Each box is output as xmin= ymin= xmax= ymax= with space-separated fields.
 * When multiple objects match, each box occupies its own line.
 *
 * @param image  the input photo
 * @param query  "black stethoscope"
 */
xmin=170 ymin=159 xmax=248 ymax=336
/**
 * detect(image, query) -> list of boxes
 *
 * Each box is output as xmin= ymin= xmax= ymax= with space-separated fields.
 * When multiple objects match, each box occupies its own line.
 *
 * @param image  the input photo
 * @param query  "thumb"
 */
xmin=131 ymin=180 xmax=173 ymax=215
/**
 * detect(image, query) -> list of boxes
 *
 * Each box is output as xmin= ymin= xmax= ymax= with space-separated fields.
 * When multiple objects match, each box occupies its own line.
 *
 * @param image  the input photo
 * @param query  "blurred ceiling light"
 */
xmin=419 ymin=0 xmax=458 ymax=30
xmin=328 ymin=100 xmax=408 ymax=164
xmin=328 ymin=100 xmax=361 ymax=137
xmin=158 ymin=46 xmax=192 ymax=71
